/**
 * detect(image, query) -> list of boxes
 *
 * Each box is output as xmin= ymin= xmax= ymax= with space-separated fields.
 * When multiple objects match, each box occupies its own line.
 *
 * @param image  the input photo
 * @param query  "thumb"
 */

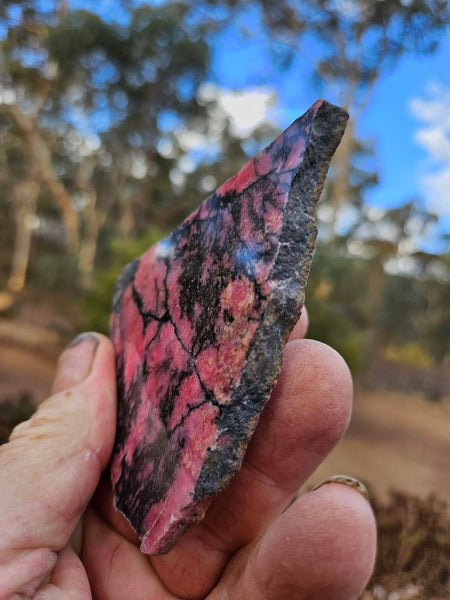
xmin=0 ymin=332 xmax=116 ymax=559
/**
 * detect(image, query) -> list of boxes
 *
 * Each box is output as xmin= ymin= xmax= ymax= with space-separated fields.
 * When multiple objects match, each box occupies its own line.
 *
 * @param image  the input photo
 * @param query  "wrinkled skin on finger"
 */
xmin=85 ymin=313 xmax=376 ymax=600
xmin=0 ymin=317 xmax=376 ymax=599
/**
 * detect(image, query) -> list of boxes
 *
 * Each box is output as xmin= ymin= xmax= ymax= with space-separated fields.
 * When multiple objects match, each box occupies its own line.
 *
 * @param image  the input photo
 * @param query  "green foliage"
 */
xmin=45 ymin=3 xmax=210 ymax=134
xmin=249 ymin=0 xmax=450 ymax=105
xmin=384 ymin=343 xmax=434 ymax=368
xmin=82 ymin=228 xmax=164 ymax=334
xmin=379 ymin=274 xmax=428 ymax=346
xmin=28 ymin=252 xmax=80 ymax=292
xmin=307 ymin=297 xmax=365 ymax=374
xmin=422 ymin=262 xmax=450 ymax=364
xmin=306 ymin=241 xmax=368 ymax=372
xmin=0 ymin=0 xmax=213 ymax=290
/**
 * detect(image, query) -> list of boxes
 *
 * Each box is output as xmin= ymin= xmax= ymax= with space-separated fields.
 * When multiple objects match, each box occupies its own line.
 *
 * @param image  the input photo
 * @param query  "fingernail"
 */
xmin=57 ymin=333 xmax=99 ymax=387
xmin=312 ymin=475 xmax=369 ymax=501
xmin=67 ymin=332 xmax=99 ymax=351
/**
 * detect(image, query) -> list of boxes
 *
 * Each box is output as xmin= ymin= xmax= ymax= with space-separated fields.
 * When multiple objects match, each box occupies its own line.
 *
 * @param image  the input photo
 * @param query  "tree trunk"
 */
xmin=7 ymin=181 xmax=40 ymax=293
xmin=78 ymin=190 xmax=100 ymax=289
xmin=328 ymin=119 xmax=354 ymax=234
xmin=118 ymin=186 xmax=136 ymax=236
xmin=362 ymin=253 xmax=389 ymax=386
xmin=5 ymin=104 xmax=80 ymax=253
xmin=328 ymin=73 xmax=356 ymax=236
xmin=26 ymin=127 xmax=80 ymax=253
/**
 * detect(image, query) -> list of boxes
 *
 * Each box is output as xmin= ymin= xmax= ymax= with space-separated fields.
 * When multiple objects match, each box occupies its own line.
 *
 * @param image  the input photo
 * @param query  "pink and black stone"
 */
xmin=110 ymin=99 xmax=348 ymax=555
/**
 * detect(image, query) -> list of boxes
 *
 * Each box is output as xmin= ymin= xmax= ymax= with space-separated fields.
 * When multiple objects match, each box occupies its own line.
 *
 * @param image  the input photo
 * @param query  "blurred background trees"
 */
xmin=2 ymin=7 xmax=448 ymax=597
xmin=0 ymin=0 xmax=448 ymax=399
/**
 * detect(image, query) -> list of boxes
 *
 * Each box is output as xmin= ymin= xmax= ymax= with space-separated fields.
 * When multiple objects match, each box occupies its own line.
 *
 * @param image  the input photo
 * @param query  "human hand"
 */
xmin=0 ymin=317 xmax=376 ymax=599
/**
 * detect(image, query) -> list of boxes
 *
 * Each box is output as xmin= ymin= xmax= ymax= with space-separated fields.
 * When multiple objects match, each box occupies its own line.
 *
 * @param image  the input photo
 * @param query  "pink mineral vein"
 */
xmin=110 ymin=99 xmax=348 ymax=555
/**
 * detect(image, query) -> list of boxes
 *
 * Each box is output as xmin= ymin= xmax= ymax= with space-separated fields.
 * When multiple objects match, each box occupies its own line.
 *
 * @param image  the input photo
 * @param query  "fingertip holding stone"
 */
xmin=312 ymin=475 xmax=370 ymax=501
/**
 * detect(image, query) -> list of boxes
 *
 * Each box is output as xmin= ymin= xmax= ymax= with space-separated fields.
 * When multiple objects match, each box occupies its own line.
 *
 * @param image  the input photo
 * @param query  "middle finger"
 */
xmin=152 ymin=338 xmax=353 ymax=598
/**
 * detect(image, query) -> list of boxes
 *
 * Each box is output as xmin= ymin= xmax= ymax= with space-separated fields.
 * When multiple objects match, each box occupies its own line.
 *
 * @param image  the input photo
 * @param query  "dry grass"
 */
xmin=363 ymin=491 xmax=450 ymax=599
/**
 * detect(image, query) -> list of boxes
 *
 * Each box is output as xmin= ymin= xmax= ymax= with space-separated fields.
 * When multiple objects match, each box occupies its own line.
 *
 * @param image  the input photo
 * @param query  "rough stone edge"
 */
xmin=194 ymin=101 xmax=349 ymax=498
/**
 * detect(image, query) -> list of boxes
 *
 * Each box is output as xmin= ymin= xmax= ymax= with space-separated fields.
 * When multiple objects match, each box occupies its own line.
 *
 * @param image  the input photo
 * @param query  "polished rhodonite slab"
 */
xmin=110 ymin=99 xmax=348 ymax=555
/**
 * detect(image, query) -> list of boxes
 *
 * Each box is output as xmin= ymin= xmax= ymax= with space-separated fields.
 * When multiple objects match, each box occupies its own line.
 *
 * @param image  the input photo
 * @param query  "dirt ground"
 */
xmin=1 ymin=337 xmax=449 ymax=508
xmin=303 ymin=388 xmax=450 ymax=506
xmin=0 ymin=341 xmax=58 ymax=406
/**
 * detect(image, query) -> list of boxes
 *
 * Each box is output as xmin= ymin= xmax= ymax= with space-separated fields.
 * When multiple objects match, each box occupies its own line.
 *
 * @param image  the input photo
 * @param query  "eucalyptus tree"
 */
xmin=0 ymin=1 xmax=212 ymax=289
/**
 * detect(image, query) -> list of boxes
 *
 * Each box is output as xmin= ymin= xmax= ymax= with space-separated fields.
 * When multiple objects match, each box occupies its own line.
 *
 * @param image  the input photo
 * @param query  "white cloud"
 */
xmin=219 ymin=89 xmax=277 ymax=136
xmin=414 ymin=126 xmax=450 ymax=162
xmin=169 ymin=84 xmax=279 ymax=179
xmin=410 ymin=82 xmax=450 ymax=128
xmin=422 ymin=166 xmax=450 ymax=216
xmin=410 ymin=82 xmax=450 ymax=217
xmin=197 ymin=83 xmax=277 ymax=138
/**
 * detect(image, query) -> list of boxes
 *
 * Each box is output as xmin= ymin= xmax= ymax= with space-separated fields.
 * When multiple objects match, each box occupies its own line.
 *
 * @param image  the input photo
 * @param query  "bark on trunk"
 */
xmin=78 ymin=190 xmax=100 ymax=289
xmin=5 ymin=104 xmax=80 ymax=253
xmin=8 ymin=181 xmax=40 ymax=293
xmin=328 ymin=118 xmax=354 ymax=234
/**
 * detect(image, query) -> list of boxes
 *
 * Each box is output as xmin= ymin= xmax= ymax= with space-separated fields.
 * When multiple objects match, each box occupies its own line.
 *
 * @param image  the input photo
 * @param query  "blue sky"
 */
xmin=207 ymin=16 xmax=450 ymax=228
xmin=65 ymin=0 xmax=450 ymax=249
xmin=360 ymin=37 xmax=450 ymax=218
